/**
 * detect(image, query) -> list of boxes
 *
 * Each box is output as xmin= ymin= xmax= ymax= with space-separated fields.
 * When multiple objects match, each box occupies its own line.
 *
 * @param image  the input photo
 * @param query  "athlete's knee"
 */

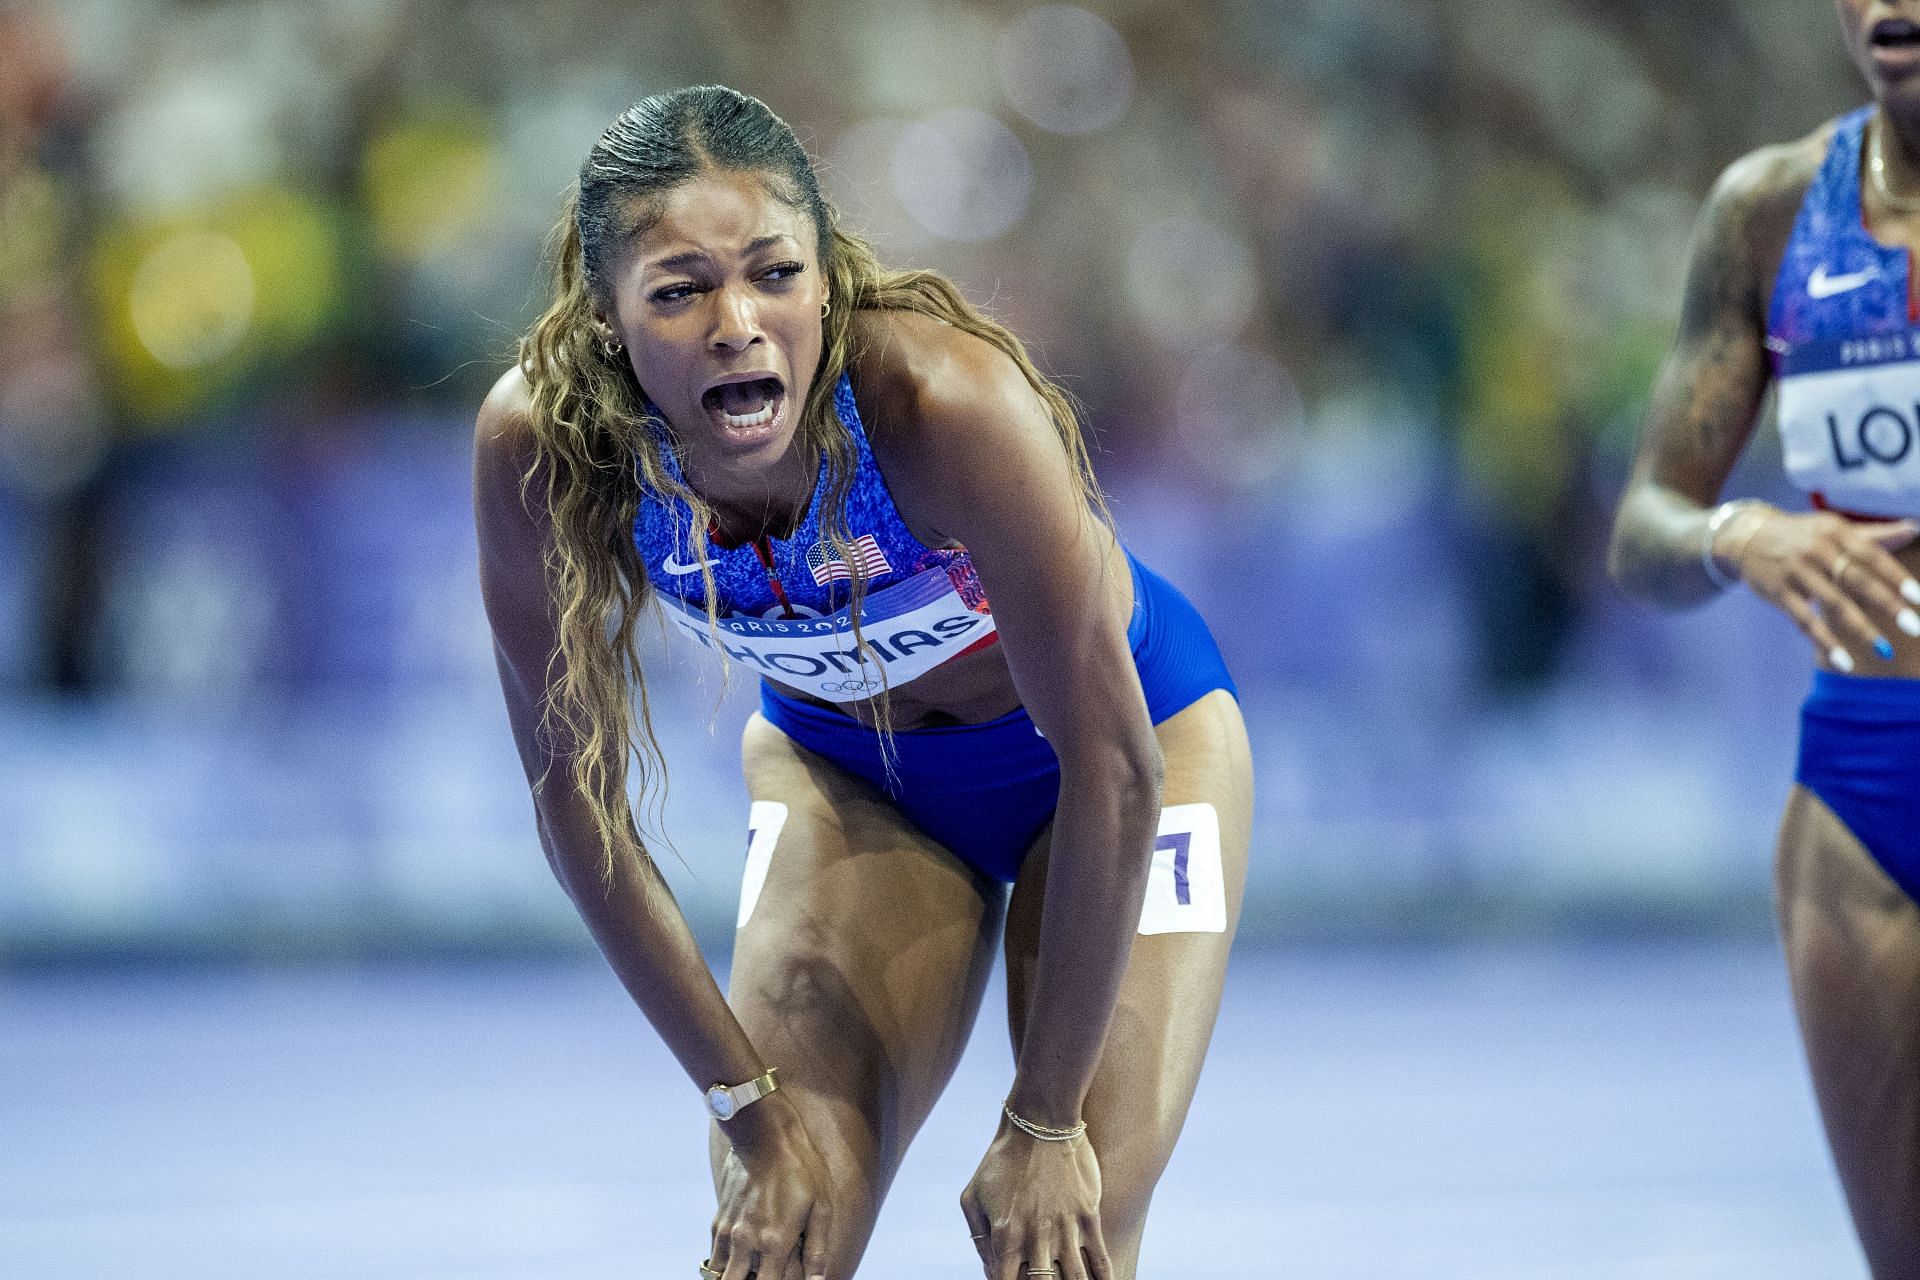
xmin=802 ymin=1172 xmax=884 ymax=1275
xmin=1092 ymin=1139 xmax=1176 ymax=1248
xmin=1098 ymin=1180 xmax=1156 ymax=1248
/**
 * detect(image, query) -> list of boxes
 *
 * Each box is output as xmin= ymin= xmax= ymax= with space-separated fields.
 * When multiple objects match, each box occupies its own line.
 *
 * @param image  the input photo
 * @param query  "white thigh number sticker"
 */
xmin=737 ymin=801 xmax=788 ymax=929
xmin=1137 ymin=803 xmax=1226 ymax=936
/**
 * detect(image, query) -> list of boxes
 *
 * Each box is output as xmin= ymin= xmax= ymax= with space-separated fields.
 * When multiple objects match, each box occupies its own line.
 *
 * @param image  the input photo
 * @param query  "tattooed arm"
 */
xmin=1607 ymin=140 xmax=1816 ymax=606
xmin=1610 ymin=128 xmax=1920 ymax=667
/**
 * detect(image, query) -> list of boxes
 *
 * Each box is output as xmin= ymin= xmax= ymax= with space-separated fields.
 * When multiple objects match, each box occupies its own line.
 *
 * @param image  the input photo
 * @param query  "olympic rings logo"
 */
xmin=818 ymin=677 xmax=885 ymax=695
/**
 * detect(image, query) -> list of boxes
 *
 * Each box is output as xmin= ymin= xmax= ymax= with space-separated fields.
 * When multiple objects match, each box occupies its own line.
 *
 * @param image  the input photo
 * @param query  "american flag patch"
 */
xmin=807 ymin=535 xmax=892 ymax=585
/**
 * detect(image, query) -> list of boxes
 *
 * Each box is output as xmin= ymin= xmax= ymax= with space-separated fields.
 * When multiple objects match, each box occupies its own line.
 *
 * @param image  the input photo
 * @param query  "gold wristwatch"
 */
xmin=704 ymin=1067 xmax=779 ymax=1122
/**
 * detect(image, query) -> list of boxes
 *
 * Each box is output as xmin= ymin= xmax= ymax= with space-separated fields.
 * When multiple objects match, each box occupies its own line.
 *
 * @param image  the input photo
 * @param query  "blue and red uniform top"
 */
xmin=1770 ymin=106 xmax=1920 ymax=519
xmin=631 ymin=372 xmax=999 ymax=702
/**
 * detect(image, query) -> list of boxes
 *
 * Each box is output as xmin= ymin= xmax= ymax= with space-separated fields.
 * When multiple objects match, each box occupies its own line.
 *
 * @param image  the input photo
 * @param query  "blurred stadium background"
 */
xmin=2 ymin=2 xmax=1887 ymax=1276
xmin=0 ymin=0 xmax=1859 ymax=957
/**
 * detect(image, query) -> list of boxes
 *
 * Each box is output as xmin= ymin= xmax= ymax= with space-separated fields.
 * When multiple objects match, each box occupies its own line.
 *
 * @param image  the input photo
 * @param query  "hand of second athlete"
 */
xmin=1720 ymin=506 xmax=1920 ymax=669
xmin=960 ymin=1117 xmax=1111 ymax=1280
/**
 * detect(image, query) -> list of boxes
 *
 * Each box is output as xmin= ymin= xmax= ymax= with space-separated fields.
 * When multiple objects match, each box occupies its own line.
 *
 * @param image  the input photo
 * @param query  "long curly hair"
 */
xmin=517 ymin=85 xmax=1103 ymax=880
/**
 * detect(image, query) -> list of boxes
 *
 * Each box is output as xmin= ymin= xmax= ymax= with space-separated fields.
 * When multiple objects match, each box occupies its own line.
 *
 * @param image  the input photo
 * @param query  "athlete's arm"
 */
xmin=865 ymin=316 xmax=1161 ymax=1274
xmin=473 ymin=368 xmax=833 ymax=1277
xmin=1608 ymin=139 xmax=1916 ymax=662
xmin=1608 ymin=146 xmax=1790 ymax=605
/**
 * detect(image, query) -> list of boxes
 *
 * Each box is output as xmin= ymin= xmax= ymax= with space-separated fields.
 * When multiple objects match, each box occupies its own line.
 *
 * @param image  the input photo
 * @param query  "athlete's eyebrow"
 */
xmin=644 ymin=235 xmax=799 ymax=274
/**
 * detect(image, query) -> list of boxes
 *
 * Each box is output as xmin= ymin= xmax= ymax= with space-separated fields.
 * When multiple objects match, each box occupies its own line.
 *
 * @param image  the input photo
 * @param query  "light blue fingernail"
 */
xmin=1877 ymin=636 xmax=1896 ymax=660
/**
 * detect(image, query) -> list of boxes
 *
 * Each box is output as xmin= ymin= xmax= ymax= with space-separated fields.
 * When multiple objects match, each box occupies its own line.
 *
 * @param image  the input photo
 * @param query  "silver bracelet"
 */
xmin=1700 ymin=499 xmax=1759 ymax=592
xmin=1003 ymin=1100 xmax=1087 ymax=1142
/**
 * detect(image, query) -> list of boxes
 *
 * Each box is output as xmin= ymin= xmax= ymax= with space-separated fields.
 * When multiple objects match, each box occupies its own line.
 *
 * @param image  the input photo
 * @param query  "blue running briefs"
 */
xmin=1797 ymin=670 xmax=1920 ymax=903
xmin=758 ymin=549 xmax=1237 ymax=883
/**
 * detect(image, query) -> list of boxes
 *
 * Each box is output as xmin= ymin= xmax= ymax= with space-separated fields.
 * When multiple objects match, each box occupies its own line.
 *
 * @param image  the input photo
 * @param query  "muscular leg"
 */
xmin=1003 ymin=690 xmax=1253 ymax=1279
xmin=713 ymin=711 xmax=1006 ymax=1277
xmin=1777 ymin=784 xmax=1920 ymax=1279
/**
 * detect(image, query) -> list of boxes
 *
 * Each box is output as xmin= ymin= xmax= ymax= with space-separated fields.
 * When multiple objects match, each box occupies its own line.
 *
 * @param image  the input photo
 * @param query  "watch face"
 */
xmin=707 ymin=1086 xmax=735 ymax=1121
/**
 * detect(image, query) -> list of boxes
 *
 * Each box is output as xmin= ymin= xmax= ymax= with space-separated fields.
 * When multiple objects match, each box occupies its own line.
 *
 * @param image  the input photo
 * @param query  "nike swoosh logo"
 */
xmin=1809 ymin=264 xmax=1879 ymax=299
xmin=661 ymin=551 xmax=702 ymax=575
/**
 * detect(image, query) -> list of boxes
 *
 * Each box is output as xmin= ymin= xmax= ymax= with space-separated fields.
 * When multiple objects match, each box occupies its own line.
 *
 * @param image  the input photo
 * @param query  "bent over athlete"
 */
xmin=474 ymin=86 xmax=1251 ymax=1280
xmin=1610 ymin=6 xmax=1920 ymax=1274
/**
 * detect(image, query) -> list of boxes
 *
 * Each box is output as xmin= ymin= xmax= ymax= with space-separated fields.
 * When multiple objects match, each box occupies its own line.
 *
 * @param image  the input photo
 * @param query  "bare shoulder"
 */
xmin=473 ymin=360 xmax=555 ymax=564
xmin=848 ymin=308 xmax=1041 ymax=455
xmin=476 ymin=364 xmax=535 ymax=458
xmin=1707 ymin=123 xmax=1836 ymax=263
xmin=848 ymin=307 xmax=1071 ymax=542
xmin=474 ymin=363 xmax=541 ymax=496
xmin=1719 ymin=126 xmax=1830 ymax=202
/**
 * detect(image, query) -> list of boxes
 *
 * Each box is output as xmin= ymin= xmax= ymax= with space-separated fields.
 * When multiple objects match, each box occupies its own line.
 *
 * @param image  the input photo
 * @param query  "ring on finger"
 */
xmin=1833 ymin=551 xmax=1854 ymax=585
xmin=699 ymin=1263 xmax=721 ymax=1279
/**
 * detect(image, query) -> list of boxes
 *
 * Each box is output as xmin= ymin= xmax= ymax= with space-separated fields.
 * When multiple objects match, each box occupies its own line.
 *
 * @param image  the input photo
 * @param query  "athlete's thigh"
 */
xmin=1776 ymin=784 xmax=1920 ymax=1279
xmin=1003 ymin=689 xmax=1253 ymax=1265
xmin=716 ymin=711 xmax=1006 ymax=1261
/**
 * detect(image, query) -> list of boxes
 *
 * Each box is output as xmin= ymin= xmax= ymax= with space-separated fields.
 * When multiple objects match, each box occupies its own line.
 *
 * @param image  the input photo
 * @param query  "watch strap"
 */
xmin=708 ymin=1067 xmax=779 ymax=1119
xmin=730 ymin=1067 xmax=779 ymax=1109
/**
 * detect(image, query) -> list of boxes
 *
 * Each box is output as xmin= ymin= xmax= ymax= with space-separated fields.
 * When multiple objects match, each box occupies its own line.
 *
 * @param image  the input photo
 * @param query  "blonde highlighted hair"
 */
xmin=518 ymin=86 xmax=1102 ymax=880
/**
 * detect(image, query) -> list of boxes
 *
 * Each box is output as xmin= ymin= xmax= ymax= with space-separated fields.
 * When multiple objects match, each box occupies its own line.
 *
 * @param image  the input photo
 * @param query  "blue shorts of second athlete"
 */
xmin=1796 ymin=669 xmax=1920 ymax=904
xmin=757 ymin=549 xmax=1237 ymax=883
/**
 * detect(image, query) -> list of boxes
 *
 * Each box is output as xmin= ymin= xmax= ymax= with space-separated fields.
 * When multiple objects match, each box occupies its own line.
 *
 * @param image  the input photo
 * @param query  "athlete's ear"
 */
xmin=592 ymin=315 xmax=625 ymax=359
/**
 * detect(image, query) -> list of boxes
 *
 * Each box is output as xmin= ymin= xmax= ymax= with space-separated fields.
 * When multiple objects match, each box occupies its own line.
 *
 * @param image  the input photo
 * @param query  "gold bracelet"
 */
xmin=1003 ymin=1100 xmax=1087 ymax=1142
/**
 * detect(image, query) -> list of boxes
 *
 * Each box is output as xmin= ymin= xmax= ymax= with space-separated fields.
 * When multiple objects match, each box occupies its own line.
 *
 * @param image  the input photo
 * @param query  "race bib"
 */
xmin=737 ymin=800 xmax=787 ymax=929
xmin=658 ymin=565 xmax=996 ymax=703
xmin=1137 ymin=803 xmax=1228 ymax=936
xmin=1777 ymin=331 xmax=1920 ymax=515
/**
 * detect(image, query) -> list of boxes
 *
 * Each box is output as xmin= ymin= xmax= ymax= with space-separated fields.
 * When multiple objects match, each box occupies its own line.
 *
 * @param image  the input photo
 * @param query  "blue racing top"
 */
xmin=1769 ymin=105 xmax=1920 ymax=517
xmin=631 ymin=372 xmax=998 ymax=701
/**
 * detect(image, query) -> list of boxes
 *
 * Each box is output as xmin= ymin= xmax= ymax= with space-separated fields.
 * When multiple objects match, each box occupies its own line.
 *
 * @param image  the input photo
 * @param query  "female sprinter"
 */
xmin=473 ymin=86 xmax=1249 ymax=1280
xmin=1609 ymin=6 xmax=1920 ymax=1273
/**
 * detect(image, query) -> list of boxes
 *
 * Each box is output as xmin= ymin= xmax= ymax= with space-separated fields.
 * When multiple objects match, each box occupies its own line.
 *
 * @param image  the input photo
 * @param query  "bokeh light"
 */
xmin=1125 ymin=217 xmax=1258 ymax=351
xmin=823 ymin=117 xmax=934 ymax=256
xmin=127 ymin=231 xmax=256 ymax=370
xmin=891 ymin=109 xmax=1033 ymax=243
xmin=89 ymin=189 xmax=342 ymax=423
xmin=95 ymin=70 xmax=283 ymax=216
xmin=996 ymin=4 xmax=1133 ymax=136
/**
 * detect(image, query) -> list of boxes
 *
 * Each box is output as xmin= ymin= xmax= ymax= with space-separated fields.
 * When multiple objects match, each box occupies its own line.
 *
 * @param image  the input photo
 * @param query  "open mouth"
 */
xmin=1873 ymin=18 xmax=1920 ymax=49
xmin=700 ymin=374 xmax=786 ymax=433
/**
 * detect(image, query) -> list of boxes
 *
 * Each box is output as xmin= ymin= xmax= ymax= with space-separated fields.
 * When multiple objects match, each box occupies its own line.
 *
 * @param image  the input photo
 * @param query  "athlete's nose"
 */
xmin=708 ymin=284 xmax=764 ymax=353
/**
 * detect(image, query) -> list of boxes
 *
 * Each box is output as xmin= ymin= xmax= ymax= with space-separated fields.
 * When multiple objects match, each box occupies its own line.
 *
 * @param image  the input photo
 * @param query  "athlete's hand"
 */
xmin=1723 ymin=505 xmax=1920 ymax=669
xmin=960 ymin=1118 xmax=1110 ymax=1280
xmin=709 ymin=1093 xmax=833 ymax=1280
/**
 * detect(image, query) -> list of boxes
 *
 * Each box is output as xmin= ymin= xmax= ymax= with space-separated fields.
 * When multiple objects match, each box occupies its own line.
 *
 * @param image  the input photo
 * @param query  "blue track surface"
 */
xmin=0 ymin=943 xmax=1861 ymax=1278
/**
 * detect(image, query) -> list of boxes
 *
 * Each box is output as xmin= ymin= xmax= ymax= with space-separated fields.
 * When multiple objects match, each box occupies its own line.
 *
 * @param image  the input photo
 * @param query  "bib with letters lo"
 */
xmin=1770 ymin=106 xmax=1920 ymax=517
xmin=632 ymin=373 xmax=999 ymax=703
xmin=1777 ymin=333 xmax=1920 ymax=516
